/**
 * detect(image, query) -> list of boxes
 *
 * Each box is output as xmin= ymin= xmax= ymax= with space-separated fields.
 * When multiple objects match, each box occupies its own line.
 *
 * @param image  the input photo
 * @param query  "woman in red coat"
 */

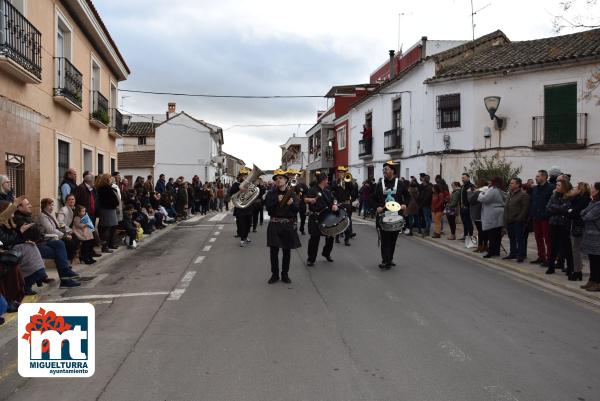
xmin=431 ymin=184 xmax=450 ymax=238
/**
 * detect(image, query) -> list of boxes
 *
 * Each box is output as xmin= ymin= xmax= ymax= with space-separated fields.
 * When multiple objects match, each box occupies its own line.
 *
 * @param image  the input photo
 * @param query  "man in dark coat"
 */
xmin=305 ymin=173 xmax=338 ymax=266
xmin=373 ymin=161 xmax=408 ymax=269
xmin=229 ymin=168 xmax=254 ymax=246
xmin=264 ymin=170 xmax=301 ymax=284
xmin=530 ymin=170 xmax=555 ymax=266
xmin=504 ymin=177 xmax=530 ymax=262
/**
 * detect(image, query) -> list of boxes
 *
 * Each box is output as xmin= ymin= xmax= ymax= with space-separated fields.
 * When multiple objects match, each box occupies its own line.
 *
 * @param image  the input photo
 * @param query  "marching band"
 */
xmin=228 ymin=162 xmax=408 ymax=283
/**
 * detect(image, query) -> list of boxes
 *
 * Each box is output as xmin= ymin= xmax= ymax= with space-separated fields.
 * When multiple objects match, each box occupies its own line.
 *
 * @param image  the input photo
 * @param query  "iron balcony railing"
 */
xmin=54 ymin=57 xmax=82 ymax=108
xmin=384 ymin=127 xmax=403 ymax=152
xmin=90 ymin=90 xmax=109 ymax=125
xmin=532 ymin=113 xmax=587 ymax=149
xmin=0 ymin=0 xmax=42 ymax=79
xmin=110 ymin=108 xmax=123 ymax=133
xmin=358 ymin=138 xmax=372 ymax=158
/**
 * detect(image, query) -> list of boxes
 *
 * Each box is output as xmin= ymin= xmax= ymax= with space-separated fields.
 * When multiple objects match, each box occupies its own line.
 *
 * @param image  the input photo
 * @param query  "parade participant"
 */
xmin=251 ymin=179 xmax=266 ymax=233
xmin=264 ymin=169 xmax=301 ymax=284
xmin=290 ymin=169 xmax=309 ymax=235
xmin=229 ymin=167 xmax=253 ymax=246
xmin=333 ymin=166 xmax=357 ymax=246
xmin=305 ymin=173 xmax=339 ymax=266
xmin=374 ymin=161 xmax=408 ymax=269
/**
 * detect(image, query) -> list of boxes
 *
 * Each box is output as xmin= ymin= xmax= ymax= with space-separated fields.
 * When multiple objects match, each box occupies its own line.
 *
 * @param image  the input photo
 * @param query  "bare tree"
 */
xmin=552 ymin=1 xmax=600 ymax=105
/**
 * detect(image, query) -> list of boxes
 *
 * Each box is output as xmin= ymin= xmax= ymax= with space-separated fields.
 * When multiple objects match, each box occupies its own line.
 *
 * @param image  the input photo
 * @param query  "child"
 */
xmin=72 ymin=205 xmax=96 ymax=264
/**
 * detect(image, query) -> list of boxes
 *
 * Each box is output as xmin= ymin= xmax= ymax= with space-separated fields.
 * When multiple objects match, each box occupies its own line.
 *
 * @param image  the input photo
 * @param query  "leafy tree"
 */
xmin=464 ymin=153 xmax=522 ymax=190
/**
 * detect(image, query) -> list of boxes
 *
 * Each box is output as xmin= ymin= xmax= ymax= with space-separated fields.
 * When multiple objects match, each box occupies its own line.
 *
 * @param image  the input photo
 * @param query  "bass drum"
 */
xmin=319 ymin=209 xmax=350 ymax=237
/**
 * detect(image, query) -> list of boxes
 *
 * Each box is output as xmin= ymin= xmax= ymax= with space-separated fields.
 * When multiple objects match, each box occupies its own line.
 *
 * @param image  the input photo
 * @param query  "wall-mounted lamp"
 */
xmin=484 ymin=96 xmax=505 ymax=130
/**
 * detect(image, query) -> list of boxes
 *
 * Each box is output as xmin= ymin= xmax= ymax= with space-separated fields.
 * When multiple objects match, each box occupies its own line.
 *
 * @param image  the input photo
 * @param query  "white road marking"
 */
xmin=438 ymin=341 xmax=471 ymax=362
xmin=49 ymin=292 xmax=170 ymax=301
xmin=202 ymin=246 xmax=212 ymax=252
xmin=187 ymin=214 xmax=206 ymax=223
xmin=209 ymin=237 xmax=216 ymax=242
xmin=208 ymin=212 xmax=227 ymax=221
xmin=214 ymin=231 xmax=221 ymax=235
xmin=194 ymin=256 xmax=206 ymax=264
xmin=218 ymin=225 xmax=224 ymax=230
xmin=483 ymin=385 xmax=520 ymax=401
xmin=168 ymin=270 xmax=197 ymax=300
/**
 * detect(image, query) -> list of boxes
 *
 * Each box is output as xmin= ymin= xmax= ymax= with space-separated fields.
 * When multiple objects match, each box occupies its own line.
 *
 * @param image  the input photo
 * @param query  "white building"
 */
xmin=347 ymin=29 xmax=600 ymax=185
xmin=154 ymin=109 xmax=224 ymax=182
xmin=280 ymin=135 xmax=309 ymax=172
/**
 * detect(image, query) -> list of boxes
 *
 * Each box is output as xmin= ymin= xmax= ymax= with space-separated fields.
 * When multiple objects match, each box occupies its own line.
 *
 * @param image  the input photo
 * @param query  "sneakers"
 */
xmin=60 ymin=279 xmax=81 ymax=288
xmin=240 ymin=240 xmax=245 ymax=247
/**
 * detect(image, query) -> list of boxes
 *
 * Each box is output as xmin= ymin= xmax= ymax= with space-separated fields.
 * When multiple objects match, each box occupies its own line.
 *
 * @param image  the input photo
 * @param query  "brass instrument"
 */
xmin=279 ymin=174 xmax=299 ymax=207
xmin=343 ymin=172 xmax=353 ymax=183
xmin=231 ymin=164 xmax=264 ymax=208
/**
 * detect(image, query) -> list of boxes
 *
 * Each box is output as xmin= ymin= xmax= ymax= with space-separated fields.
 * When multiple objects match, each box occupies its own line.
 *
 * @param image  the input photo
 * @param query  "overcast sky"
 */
xmin=94 ymin=0 xmax=597 ymax=169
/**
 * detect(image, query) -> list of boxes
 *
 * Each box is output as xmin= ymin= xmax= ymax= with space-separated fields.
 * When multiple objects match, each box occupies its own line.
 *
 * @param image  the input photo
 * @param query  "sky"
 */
xmin=94 ymin=0 xmax=598 ymax=169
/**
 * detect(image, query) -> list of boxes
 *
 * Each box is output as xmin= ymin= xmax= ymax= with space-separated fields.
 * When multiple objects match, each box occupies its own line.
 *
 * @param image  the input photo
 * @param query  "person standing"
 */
xmin=504 ymin=177 xmax=530 ymax=262
xmin=580 ymin=182 xmax=600 ymax=291
xmin=468 ymin=180 xmax=488 ymax=253
xmin=155 ymin=174 xmax=167 ymax=194
xmin=294 ymin=171 xmax=309 ymax=235
xmin=545 ymin=178 xmax=574 ymax=275
xmin=405 ymin=182 xmax=420 ymax=235
xmin=305 ymin=173 xmax=338 ymax=266
xmin=459 ymin=173 xmax=475 ymax=240
xmin=333 ymin=166 xmax=357 ymax=246
xmin=251 ymin=180 xmax=266 ymax=232
xmin=229 ymin=168 xmax=253 ymax=246
xmin=530 ymin=170 xmax=555 ymax=267
xmin=419 ymin=175 xmax=433 ymax=237
xmin=567 ymin=182 xmax=591 ymax=281
xmin=96 ymin=174 xmax=119 ymax=253
xmin=446 ymin=182 xmax=461 ymax=240
xmin=478 ymin=177 xmax=506 ymax=258
xmin=373 ymin=161 xmax=408 ymax=269
xmin=264 ymin=170 xmax=301 ymax=284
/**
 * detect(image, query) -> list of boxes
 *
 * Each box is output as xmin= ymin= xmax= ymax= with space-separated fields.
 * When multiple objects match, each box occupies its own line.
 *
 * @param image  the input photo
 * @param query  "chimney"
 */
xmin=166 ymin=102 xmax=176 ymax=120
xmin=388 ymin=50 xmax=395 ymax=80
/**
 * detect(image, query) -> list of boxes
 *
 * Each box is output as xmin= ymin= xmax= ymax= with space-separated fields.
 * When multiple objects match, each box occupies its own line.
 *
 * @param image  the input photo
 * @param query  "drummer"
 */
xmin=264 ymin=169 xmax=301 ymax=284
xmin=305 ymin=172 xmax=338 ymax=266
xmin=374 ymin=161 xmax=408 ymax=270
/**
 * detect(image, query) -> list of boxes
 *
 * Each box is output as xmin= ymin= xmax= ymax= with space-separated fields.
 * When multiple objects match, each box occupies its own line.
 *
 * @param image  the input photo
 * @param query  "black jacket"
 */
xmin=546 ymin=192 xmax=571 ymax=227
xmin=306 ymin=185 xmax=336 ymax=215
xmin=265 ymin=188 xmax=299 ymax=218
xmin=374 ymin=178 xmax=409 ymax=210
xmin=97 ymin=186 xmax=119 ymax=210
xmin=567 ymin=193 xmax=591 ymax=232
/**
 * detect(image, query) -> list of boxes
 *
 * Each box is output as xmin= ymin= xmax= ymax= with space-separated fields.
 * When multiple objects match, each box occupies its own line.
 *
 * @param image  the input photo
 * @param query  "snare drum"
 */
xmin=380 ymin=212 xmax=405 ymax=232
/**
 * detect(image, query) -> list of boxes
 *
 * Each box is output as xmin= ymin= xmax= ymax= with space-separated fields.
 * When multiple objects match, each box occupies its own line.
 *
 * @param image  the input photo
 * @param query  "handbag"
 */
xmin=0 ymin=249 xmax=23 ymax=267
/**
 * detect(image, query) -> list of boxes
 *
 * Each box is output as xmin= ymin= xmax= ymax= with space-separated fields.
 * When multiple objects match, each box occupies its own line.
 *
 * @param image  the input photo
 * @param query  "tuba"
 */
xmin=231 ymin=164 xmax=264 ymax=208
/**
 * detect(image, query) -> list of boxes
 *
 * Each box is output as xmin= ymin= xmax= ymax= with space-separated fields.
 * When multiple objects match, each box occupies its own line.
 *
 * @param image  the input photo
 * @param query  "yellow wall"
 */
xmin=0 ymin=0 xmax=124 ymax=200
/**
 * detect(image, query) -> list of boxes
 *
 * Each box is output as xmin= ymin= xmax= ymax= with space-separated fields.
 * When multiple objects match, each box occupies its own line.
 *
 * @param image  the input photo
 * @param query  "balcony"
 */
xmin=325 ymin=146 xmax=334 ymax=161
xmin=358 ymin=138 xmax=372 ymax=158
xmin=384 ymin=127 xmax=403 ymax=153
xmin=109 ymin=108 xmax=123 ymax=138
xmin=90 ymin=90 xmax=109 ymax=129
xmin=532 ymin=113 xmax=587 ymax=149
xmin=53 ymin=57 xmax=82 ymax=111
xmin=0 ymin=0 xmax=42 ymax=83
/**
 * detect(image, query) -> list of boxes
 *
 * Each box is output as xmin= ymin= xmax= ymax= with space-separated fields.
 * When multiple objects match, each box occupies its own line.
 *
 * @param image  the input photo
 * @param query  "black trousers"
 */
xmin=270 ymin=247 xmax=291 ymax=277
xmin=236 ymin=214 xmax=252 ymax=240
xmin=298 ymin=207 xmax=306 ymax=233
xmin=344 ymin=210 xmax=353 ymax=242
xmin=307 ymin=235 xmax=334 ymax=262
xmin=486 ymin=227 xmax=503 ymax=256
xmin=380 ymin=230 xmax=400 ymax=264
xmin=252 ymin=206 xmax=262 ymax=230
xmin=548 ymin=225 xmax=573 ymax=272
xmin=474 ymin=220 xmax=488 ymax=247
xmin=589 ymin=254 xmax=600 ymax=282
xmin=80 ymin=239 xmax=95 ymax=261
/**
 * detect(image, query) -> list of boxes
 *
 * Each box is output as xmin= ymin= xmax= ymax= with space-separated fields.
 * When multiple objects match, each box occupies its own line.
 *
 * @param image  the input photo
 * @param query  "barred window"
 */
xmin=138 ymin=136 xmax=147 ymax=145
xmin=5 ymin=153 xmax=25 ymax=197
xmin=437 ymin=94 xmax=461 ymax=129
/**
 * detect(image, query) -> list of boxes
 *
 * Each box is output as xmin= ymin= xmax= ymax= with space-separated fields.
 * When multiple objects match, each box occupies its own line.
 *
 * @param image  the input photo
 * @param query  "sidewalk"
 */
xmin=355 ymin=214 xmax=600 ymax=307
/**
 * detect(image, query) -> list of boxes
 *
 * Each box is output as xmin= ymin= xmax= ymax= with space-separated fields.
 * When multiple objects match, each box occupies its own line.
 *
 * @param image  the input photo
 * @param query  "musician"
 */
xmin=374 ymin=161 xmax=408 ymax=269
xmin=288 ymin=169 xmax=308 ymax=235
xmin=251 ymin=179 xmax=266 ymax=233
xmin=333 ymin=166 xmax=358 ymax=246
xmin=229 ymin=167 xmax=253 ymax=247
xmin=305 ymin=173 xmax=338 ymax=266
xmin=264 ymin=169 xmax=301 ymax=284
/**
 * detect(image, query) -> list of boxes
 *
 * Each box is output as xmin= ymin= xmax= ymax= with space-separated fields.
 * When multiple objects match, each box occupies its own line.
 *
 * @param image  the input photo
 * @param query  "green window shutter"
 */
xmin=544 ymin=83 xmax=576 ymax=145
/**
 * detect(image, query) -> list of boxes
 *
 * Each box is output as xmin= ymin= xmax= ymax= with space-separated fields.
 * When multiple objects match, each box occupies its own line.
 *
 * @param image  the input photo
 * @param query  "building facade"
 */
xmin=0 ymin=0 xmax=129 ymax=207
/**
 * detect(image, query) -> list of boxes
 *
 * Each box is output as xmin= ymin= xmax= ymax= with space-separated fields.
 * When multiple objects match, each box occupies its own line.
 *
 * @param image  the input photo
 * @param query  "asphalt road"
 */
xmin=1 ymin=211 xmax=599 ymax=401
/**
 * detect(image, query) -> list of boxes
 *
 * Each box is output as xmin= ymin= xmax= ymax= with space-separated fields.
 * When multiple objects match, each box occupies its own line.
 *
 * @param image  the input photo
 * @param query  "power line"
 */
xmin=119 ymin=89 xmax=324 ymax=99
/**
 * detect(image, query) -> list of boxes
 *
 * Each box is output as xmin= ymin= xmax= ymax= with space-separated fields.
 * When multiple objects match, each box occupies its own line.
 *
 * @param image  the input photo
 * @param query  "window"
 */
xmin=5 ymin=153 xmax=25 ymax=197
xmin=336 ymin=127 xmax=346 ymax=150
xmin=97 ymin=153 xmax=104 ymax=174
xmin=57 ymin=140 xmax=70 ymax=187
xmin=393 ymin=98 xmax=402 ymax=129
xmin=83 ymin=148 xmax=93 ymax=173
xmin=110 ymin=157 xmax=116 ymax=174
xmin=138 ymin=136 xmax=147 ymax=145
xmin=437 ymin=94 xmax=461 ymax=129
xmin=55 ymin=10 xmax=72 ymax=60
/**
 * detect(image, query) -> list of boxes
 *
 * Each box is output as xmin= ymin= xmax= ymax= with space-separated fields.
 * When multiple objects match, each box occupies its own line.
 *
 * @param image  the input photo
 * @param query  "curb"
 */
xmin=353 ymin=215 xmax=600 ymax=308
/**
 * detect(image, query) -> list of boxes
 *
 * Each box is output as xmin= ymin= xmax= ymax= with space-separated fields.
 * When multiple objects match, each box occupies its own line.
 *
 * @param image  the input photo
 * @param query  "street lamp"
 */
xmin=484 ymin=96 xmax=505 ymax=130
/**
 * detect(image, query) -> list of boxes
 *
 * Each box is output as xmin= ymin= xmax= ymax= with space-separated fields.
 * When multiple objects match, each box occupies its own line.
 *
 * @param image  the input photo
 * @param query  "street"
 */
xmin=1 ymin=211 xmax=599 ymax=401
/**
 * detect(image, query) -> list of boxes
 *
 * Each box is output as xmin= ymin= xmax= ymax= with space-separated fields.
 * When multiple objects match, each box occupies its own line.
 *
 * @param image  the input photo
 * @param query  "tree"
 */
xmin=552 ymin=0 xmax=600 ymax=105
xmin=464 ymin=154 xmax=522 ymax=190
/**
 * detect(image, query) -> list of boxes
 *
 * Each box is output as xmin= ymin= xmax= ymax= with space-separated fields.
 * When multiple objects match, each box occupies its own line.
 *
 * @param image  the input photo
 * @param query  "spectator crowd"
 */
xmin=0 ymin=170 xmax=229 ymax=324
